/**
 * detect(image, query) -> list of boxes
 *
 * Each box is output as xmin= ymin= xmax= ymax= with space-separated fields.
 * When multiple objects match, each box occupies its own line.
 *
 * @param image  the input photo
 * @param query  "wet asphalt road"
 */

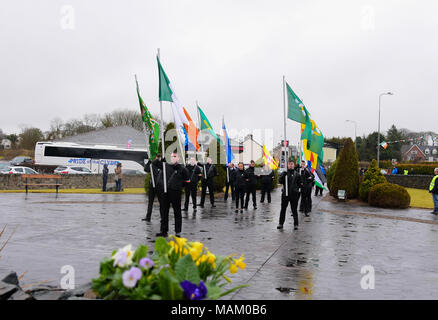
xmin=1 ymin=189 xmax=438 ymax=299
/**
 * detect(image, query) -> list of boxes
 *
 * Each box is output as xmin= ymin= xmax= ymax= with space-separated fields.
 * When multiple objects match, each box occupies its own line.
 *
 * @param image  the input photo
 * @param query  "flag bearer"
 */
xmin=244 ymin=160 xmax=258 ymax=210
xmin=143 ymin=154 xmax=162 ymax=222
xmin=224 ymin=162 xmax=236 ymax=201
xmin=198 ymin=157 xmax=218 ymax=208
xmin=299 ymin=160 xmax=315 ymax=216
xmin=234 ymin=162 xmax=248 ymax=213
xmin=155 ymin=152 xmax=189 ymax=237
xmin=278 ymin=161 xmax=302 ymax=230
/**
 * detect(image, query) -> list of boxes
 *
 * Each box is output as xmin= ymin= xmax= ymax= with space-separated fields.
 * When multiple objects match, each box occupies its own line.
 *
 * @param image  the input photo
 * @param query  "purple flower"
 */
xmin=122 ymin=266 xmax=142 ymax=288
xmin=180 ymin=280 xmax=207 ymax=300
xmin=139 ymin=257 xmax=154 ymax=269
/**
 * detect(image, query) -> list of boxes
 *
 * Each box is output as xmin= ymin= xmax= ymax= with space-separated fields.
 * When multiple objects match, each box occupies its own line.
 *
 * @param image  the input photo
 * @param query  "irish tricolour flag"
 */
xmin=157 ymin=56 xmax=199 ymax=152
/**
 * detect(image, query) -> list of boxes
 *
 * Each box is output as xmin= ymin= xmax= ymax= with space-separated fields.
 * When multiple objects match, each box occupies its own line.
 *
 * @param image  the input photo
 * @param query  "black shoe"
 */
xmin=432 ymin=211 xmax=438 ymax=215
xmin=155 ymin=232 xmax=168 ymax=237
xmin=182 ymin=208 xmax=188 ymax=211
xmin=260 ymin=200 xmax=264 ymax=203
xmin=235 ymin=209 xmax=238 ymax=213
xmin=211 ymin=204 xmax=216 ymax=208
xmin=304 ymin=213 xmax=309 ymax=217
xmin=254 ymin=206 xmax=257 ymax=210
xmin=294 ymin=225 xmax=298 ymax=230
xmin=277 ymin=224 xmax=283 ymax=229
xmin=142 ymin=217 xmax=151 ymax=222
xmin=199 ymin=205 xmax=204 ymax=208
xmin=175 ymin=233 xmax=181 ymax=237
xmin=240 ymin=209 xmax=243 ymax=213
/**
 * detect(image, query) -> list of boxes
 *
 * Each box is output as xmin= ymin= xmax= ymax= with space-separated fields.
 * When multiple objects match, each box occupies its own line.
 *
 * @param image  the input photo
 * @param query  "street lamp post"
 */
xmin=377 ymin=92 xmax=394 ymax=168
xmin=345 ymin=120 xmax=357 ymax=142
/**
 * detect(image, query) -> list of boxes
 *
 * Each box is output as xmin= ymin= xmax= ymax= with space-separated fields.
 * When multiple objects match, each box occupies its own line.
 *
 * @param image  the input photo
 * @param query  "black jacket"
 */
xmin=102 ymin=166 xmax=109 ymax=177
xmin=185 ymin=164 xmax=202 ymax=185
xmin=156 ymin=160 xmax=189 ymax=192
xmin=279 ymin=169 xmax=302 ymax=196
xmin=260 ymin=168 xmax=274 ymax=185
xmin=299 ymin=167 xmax=315 ymax=189
xmin=245 ymin=166 xmax=257 ymax=186
xmin=198 ymin=162 xmax=218 ymax=180
xmin=235 ymin=168 xmax=249 ymax=189
xmin=144 ymin=159 xmax=161 ymax=186
xmin=225 ymin=166 xmax=237 ymax=184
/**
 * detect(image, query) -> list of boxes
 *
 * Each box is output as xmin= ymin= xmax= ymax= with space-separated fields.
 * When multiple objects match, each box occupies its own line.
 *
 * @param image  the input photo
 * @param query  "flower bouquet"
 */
xmin=91 ymin=236 xmax=248 ymax=300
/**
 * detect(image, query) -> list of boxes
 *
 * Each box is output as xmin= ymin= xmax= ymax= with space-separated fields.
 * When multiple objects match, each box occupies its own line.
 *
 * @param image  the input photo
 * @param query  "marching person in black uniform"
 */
xmin=224 ymin=162 xmax=236 ymax=201
xmin=155 ymin=152 xmax=189 ymax=237
xmin=299 ymin=160 xmax=315 ymax=216
xmin=234 ymin=162 xmax=248 ymax=213
xmin=244 ymin=160 xmax=258 ymax=210
xmin=143 ymin=154 xmax=162 ymax=222
xmin=183 ymin=157 xmax=202 ymax=212
xmin=278 ymin=161 xmax=302 ymax=230
xmin=198 ymin=157 xmax=218 ymax=208
xmin=259 ymin=163 xmax=274 ymax=203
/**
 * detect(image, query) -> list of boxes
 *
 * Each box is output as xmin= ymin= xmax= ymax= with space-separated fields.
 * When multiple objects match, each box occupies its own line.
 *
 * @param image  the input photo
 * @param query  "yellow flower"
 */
xmin=199 ymin=255 xmax=209 ymax=263
xmin=174 ymin=236 xmax=187 ymax=248
xmin=222 ymin=274 xmax=232 ymax=283
xmin=229 ymin=263 xmax=238 ymax=274
xmin=206 ymin=253 xmax=216 ymax=264
xmin=191 ymin=242 xmax=203 ymax=251
xmin=182 ymin=248 xmax=189 ymax=255
xmin=189 ymin=247 xmax=201 ymax=260
xmin=234 ymin=255 xmax=246 ymax=270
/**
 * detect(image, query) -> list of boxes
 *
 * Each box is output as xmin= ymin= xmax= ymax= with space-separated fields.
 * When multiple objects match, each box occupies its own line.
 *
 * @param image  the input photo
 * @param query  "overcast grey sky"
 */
xmin=1 ymin=0 xmax=436 ymax=147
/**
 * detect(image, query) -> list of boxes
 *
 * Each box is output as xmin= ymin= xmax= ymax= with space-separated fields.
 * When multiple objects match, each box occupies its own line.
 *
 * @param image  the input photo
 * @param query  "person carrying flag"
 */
xmin=234 ymin=162 xmax=249 ymax=213
xmin=198 ymin=157 xmax=218 ymax=208
xmin=278 ymin=161 xmax=302 ymax=230
xmin=299 ymin=160 xmax=315 ymax=216
xmin=143 ymin=154 xmax=162 ymax=222
xmin=244 ymin=160 xmax=258 ymax=210
xmin=224 ymin=162 xmax=236 ymax=201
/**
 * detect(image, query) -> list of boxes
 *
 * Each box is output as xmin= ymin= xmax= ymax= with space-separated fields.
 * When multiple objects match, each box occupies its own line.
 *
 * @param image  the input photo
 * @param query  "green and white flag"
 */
xmin=136 ymin=76 xmax=160 ymax=159
xmin=197 ymin=104 xmax=222 ymax=145
xmin=286 ymin=82 xmax=310 ymax=124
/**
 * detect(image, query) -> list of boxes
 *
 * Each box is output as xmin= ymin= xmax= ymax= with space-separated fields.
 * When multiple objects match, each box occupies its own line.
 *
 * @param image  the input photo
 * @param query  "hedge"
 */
xmin=359 ymin=159 xmax=387 ymax=201
xmin=368 ymin=183 xmax=410 ymax=209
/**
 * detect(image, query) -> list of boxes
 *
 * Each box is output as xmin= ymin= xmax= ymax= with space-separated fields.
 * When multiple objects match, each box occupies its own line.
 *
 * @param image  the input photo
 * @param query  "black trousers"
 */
xmin=315 ymin=186 xmax=323 ymax=196
xmin=279 ymin=193 xmax=299 ymax=226
xmin=235 ymin=186 xmax=246 ymax=209
xmin=184 ymin=184 xmax=197 ymax=209
xmin=146 ymin=184 xmax=158 ymax=219
xmin=245 ymin=184 xmax=257 ymax=208
xmin=102 ymin=177 xmax=107 ymax=191
xmin=301 ymin=187 xmax=313 ymax=213
xmin=224 ymin=182 xmax=235 ymax=200
xmin=260 ymin=183 xmax=272 ymax=203
xmin=158 ymin=190 xmax=182 ymax=234
xmin=200 ymin=179 xmax=215 ymax=205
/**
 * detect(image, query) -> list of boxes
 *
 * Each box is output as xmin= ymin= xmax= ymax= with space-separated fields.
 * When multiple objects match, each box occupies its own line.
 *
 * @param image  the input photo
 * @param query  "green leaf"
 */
xmin=133 ymin=244 xmax=148 ymax=263
xmin=154 ymin=237 xmax=170 ymax=256
xmin=217 ymin=284 xmax=250 ymax=298
xmin=158 ymin=269 xmax=183 ymax=300
xmin=205 ymin=283 xmax=222 ymax=300
xmin=175 ymin=254 xmax=201 ymax=284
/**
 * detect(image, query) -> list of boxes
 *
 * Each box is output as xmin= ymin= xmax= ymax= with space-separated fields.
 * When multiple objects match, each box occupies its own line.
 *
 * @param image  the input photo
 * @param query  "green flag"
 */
xmin=157 ymin=56 xmax=173 ymax=102
xmin=286 ymin=82 xmax=309 ymax=124
xmin=136 ymin=77 xmax=160 ymax=159
xmin=197 ymin=105 xmax=222 ymax=145
xmin=309 ymin=125 xmax=324 ymax=163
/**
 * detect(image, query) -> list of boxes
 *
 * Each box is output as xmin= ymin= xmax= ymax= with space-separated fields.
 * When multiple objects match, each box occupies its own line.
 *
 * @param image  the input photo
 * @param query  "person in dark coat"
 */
xmin=244 ymin=160 xmax=258 ymax=209
xmin=277 ymin=161 xmax=302 ymax=230
xmin=183 ymin=157 xmax=202 ymax=212
xmin=259 ymin=163 xmax=274 ymax=203
xmin=234 ymin=162 xmax=248 ymax=213
xmin=224 ymin=162 xmax=236 ymax=201
xmin=155 ymin=152 xmax=189 ymax=237
xmin=299 ymin=160 xmax=315 ymax=216
xmin=102 ymin=164 xmax=109 ymax=192
xmin=198 ymin=157 xmax=218 ymax=208
xmin=143 ymin=154 xmax=162 ymax=222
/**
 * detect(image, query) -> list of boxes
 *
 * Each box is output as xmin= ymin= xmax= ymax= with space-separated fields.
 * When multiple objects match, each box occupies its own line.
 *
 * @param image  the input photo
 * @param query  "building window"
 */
xmin=425 ymin=149 xmax=430 ymax=155
xmin=433 ymin=149 xmax=437 ymax=155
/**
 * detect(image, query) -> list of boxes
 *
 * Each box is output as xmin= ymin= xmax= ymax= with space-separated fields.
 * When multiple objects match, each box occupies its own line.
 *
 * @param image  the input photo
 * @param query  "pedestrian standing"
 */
xmin=224 ymin=162 xmax=236 ymax=201
xmin=199 ymin=157 xmax=218 ymax=208
xmin=234 ymin=162 xmax=248 ymax=213
xmin=244 ymin=160 xmax=258 ymax=210
xmin=183 ymin=157 xmax=202 ymax=212
xmin=429 ymin=168 xmax=438 ymax=215
xmin=299 ymin=160 xmax=314 ymax=216
xmin=102 ymin=164 xmax=109 ymax=192
xmin=155 ymin=152 xmax=189 ymax=237
xmin=143 ymin=154 xmax=162 ymax=222
xmin=260 ymin=163 xmax=274 ymax=203
xmin=114 ymin=163 xmax=122 ymax=192
xmin=277 ymin=161 xmax=302 ymax=230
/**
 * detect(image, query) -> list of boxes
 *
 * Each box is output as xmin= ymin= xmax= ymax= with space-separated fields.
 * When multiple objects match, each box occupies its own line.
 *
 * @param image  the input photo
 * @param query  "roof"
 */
xmin=401 ymin=144 xmax=438 ymax=156
xmin=54 ymin=126 xmax=147 ymax=149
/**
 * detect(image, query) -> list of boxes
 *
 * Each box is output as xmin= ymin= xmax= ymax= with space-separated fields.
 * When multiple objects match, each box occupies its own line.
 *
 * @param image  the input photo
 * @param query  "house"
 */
xmin=322 ymin=143 xmax=337 ymax=164
xmin=401 ymin=144 xmax=438 ymax=162
xmin=1 ymin=139 xmax=11 ymax=149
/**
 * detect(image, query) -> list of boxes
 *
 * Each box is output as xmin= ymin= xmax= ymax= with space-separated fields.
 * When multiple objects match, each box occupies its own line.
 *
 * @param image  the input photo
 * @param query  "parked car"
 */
xmin=5 ymin=166 xmax=39 ymax=174
xmin=0 ymin=163 xmax=11 ymax=173
xmin=10 ymin=156 xmax=33 ymax=166
xmin=122 ymin=169 xmax=146 ymax=176
xmin=54 ymin=166 xmax=93 ymax=174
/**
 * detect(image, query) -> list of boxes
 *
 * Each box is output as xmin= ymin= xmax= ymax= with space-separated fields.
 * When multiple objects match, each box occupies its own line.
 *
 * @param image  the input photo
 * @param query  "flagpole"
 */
xmin=197 ymin=101 xmax=207 ymax=179
xmin=223 ymin=115 xmax=229 ymax=183
xmin=158 ymin=48 xmax=167 ymax=193
xmin=283 ymin=75 xmax=288 ymax=197
xmin=135 ymin=74 xmax=155 ymax=188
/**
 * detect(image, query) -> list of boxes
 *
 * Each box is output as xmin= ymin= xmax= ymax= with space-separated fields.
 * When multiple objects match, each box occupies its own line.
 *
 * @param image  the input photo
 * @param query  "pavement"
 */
xmin=1 ymin=189 xmax=438 ymax=299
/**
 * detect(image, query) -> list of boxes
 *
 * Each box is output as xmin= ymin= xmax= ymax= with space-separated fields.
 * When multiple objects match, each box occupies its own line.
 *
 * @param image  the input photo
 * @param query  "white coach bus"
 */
xmin=34 ymin=141 xmax=149 ymax=173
